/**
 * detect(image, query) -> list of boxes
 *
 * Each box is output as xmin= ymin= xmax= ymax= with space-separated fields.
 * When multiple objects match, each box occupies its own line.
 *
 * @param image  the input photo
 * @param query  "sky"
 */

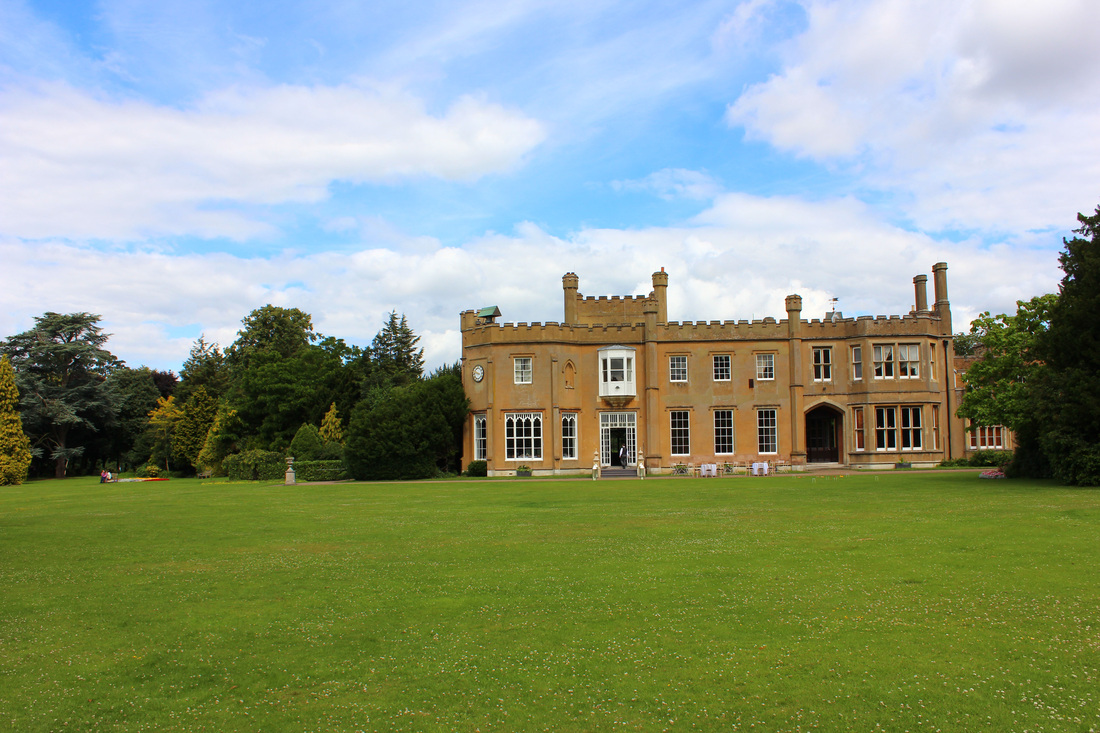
xmin=2 ymin=0 xmax=1098 ymax=372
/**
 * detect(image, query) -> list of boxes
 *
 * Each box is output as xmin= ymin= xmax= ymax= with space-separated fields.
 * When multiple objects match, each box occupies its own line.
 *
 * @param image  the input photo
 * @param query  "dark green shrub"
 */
xmin=139 ymin=464 xmax=162 ymax=478
xmin=292 ymin=460 xmax=348 ymax=482
xmin=968 ymin=450 xmax=1013 ymax=467
xmin=289 ymin=423 xmax=324 ymax=461
xmin=224 ymin=449 xmax=285 ymax=481
xmin=465 ymin=460 xmax=487 ymax=477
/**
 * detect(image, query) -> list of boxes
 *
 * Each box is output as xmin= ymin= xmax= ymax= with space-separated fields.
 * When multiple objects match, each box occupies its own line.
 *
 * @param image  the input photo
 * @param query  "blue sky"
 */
xmin=2 ymin=0 xmax=1098 ymax=371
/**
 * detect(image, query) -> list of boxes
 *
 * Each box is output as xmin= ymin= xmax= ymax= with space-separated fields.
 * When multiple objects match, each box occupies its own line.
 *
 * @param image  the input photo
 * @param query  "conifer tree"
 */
xmin=1031 ymin=205 xmax=1100 ymax=484
xmin=320 ymin=402 xmax=343 ymax=445
xmin=1 ymin=312 xmax=120 ymax=478
xmin=173 ymin=387 xmax=218 ymax=473
xmin=146 ymin=396 xmax=182 ymax=471
xmin=0 ymin=355 xmax=33 ymax=485
xmin=289 ymin=423 xmax=324 ymax=461
xmin=195 ymin=405 xmax=243 ymax=476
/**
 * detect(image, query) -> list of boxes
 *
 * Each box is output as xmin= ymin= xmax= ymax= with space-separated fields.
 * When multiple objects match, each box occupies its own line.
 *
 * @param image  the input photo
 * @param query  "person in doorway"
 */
xmin=618 ymin=444 xmax=627 ymax=468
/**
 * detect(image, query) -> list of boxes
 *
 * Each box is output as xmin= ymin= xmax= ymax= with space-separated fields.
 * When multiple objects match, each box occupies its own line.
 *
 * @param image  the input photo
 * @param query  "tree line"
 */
xmin=0 ymin=307 xmax=467 ymax=484
xmin=955 ymin=204 xmax=1100 ymax=485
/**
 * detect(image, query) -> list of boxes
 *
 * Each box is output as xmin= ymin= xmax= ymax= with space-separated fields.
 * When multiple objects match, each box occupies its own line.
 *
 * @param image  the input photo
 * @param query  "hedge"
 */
xmin=292 ymin=460 xmax=348 ymax=482
xmin=224 ymin=450 xmax=286 ymax=482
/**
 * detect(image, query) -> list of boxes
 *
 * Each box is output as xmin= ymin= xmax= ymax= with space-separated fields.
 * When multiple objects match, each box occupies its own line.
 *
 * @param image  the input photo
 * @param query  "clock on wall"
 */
xmin=472 ymin=365 xmax=484 ymax=382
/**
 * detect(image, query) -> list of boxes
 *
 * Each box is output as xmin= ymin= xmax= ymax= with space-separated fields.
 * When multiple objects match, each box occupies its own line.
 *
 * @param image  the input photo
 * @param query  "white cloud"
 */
xmin=0 ymin=82 xmax=545 ymax=240
xmin=612 ymin=168 xmax=722 ymax=201
xmin=726 ymin=0 xmax=1100 ymax=232
xmin=0 ymin=193 xmax=1062 ymax=372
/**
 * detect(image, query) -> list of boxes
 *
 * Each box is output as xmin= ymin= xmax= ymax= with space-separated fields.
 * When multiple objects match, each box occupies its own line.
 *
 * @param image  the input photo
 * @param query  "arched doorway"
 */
xmin=806 ymin=405 xmax=843 ymax=463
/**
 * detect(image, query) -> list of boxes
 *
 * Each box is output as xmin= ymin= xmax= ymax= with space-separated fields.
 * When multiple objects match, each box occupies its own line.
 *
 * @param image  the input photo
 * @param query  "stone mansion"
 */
xmin=459 ymin=265 xmax=1006 ymax=476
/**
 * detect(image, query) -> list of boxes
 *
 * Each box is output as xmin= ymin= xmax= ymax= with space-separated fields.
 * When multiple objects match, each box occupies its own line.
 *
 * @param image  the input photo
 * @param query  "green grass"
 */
xmin=1 ymin=473 xmax=1098 ymax=732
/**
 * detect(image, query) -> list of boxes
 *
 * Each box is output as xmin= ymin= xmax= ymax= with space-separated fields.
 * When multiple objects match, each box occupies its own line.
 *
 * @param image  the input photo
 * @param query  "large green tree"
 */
xmin=227 ymin=305 xmax=317 ymax=371
xmin=345 ymin=372 xmax=469 ymax=480
xmin=230 ymin=335 xmax=363 ymax=450
xmin=1 ymin=313 xmax=120 ymax=478
xmin=955 ymin=294 xmax=1057 ymax=432
xmin=1030 ymin=206 xmax=1100 ymax=484
xmin=173 ymin=386 xmax=218 ymax=473
xmin=103 ymin=366 xmax=162 ymax=471
xmin=0 ymin=355 xmax=33 ymax=485
xmin=361 ymin=311 xmax=424 ymax=400
xmin=176 ymin=336 xmax=229 ymax=403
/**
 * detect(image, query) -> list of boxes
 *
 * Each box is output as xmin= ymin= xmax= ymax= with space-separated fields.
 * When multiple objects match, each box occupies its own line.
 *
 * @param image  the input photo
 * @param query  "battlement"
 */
xmin=461 ymin=307 xmax=946 ymax=344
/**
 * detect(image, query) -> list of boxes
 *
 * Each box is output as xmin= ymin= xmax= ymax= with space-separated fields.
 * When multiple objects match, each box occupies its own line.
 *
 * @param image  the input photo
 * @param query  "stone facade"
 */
xmin=461 ymin=264 xmax=984 ymax=476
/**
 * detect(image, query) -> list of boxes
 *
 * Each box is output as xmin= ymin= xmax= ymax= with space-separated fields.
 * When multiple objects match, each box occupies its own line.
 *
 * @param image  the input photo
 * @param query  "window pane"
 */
xmin=561 ymin=414 xmax=576 ymax=460
xmin=669 ymin=356 xmax=687 ymax=382
xmin=671 ymin=411 xmax=690 ymax=455
xmin=714 ymin=410 xmax=734 ymax=454
xmin=514 ymin=357 xmax=532 ymax=384
xmin=756 ymin=354 xmax=774 ymax=380
xmin=713 ymin=355 xmax=731 ymax=381
xmin=757 ymin=409 xmax=777 ymax=453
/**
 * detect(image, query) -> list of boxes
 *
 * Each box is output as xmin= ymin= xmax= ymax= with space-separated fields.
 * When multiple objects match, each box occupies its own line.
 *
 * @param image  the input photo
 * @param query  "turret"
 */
xmin=563 ymin=272 xmax=579 ymax=325
xmin=651 ymin=269 xmax=668 ymax=324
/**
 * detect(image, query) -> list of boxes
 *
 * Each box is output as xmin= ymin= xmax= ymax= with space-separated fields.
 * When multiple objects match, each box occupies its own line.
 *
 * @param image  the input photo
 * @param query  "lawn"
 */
xmin=1 ymin=472 xmax=1098 ymax=732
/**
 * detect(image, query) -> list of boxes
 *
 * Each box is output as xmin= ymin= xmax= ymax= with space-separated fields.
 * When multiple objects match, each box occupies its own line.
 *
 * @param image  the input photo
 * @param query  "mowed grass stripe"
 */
xmin=1 ymin=473 xmax=1097 ymax=731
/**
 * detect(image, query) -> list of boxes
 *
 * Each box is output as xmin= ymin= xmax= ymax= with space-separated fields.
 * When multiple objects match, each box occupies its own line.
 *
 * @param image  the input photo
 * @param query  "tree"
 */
xmin=952 ymin=331 xmax=981 ymax=357
xmin=195 ymin=405 xmax=244 ymax=476
xmin=289 ymin=423 xmax=324 ymax=461
xmin=173 ymin=387 xmax=218 ymax=473
xmin=1030 ymin=205 xmax=1100 ymax=485
xmin=363 ymin=311 xmax=424 ymax=394
xmin=230 ymin=334 xmax=363 ymax=451
xmin=955 ymin=294 xmax=1057 ymax=432
xmin=150 ymin=370 xmax=178 ymax=399
xmin=0 ymin=355 xmax=33 ymax=485
xmin=177 ymin=336 xmax=229 ymax=402
xmin=103 ymin=366 xmax=162 ymax=471
xmin=1 ymin=313 xmax=120 ymax=478
xmin=345 ymin=372 xmax=469 ymax=480
xmin=320 ymin=402 xmax=343 ymax=445
xmin=146 ymin=396 xmax=182 ymax=472
xmin=227 ymin=305 xmax=316 ymax=371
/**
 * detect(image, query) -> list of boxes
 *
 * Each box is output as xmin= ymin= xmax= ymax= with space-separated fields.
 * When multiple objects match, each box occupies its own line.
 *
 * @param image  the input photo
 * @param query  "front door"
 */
xmin=600 ymin=412 xmax=637 ymax=466
xmin=806 ymin=407 xmax=841 ymax=463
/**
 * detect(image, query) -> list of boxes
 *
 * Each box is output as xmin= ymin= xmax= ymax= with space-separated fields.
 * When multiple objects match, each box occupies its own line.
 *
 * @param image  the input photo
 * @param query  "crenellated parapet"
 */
xmin=462 ymin=309 xmax=947 ymax=345
xmin=460 ymin=313 xmax=648 ymax=347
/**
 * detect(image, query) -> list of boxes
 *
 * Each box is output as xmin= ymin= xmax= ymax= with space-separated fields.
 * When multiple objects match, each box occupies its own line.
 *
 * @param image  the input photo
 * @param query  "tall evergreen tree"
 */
xmin=1 ymin=313 xmax=120 ymax=478
xmin=195 ymin=405 xmax=243 ymax=476
xmin=103 ymin=366 xmax=161 ymax=471
xmin=173 ymin=386 xmax=218 ymax=473
xmin=0 ymin=355 xmax=33 ymax=485
xmin=320 ymin=402 xmax=343 ymax=445
xmin=1031 ymin=205 xmax=1100 ymax=484
xmin=345 ymin=371 xmax=469 ymax=480
xmin=177 ymin=336 xmax=229 ymax=402
xmin=368 ymin=311 xmax=424 ymax=388
xmin=146 ymin=396 xmax=182 ymax=472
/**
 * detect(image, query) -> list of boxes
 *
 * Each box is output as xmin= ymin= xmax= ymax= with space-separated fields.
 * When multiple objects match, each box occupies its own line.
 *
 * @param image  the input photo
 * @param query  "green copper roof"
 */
xmin=477 ymin=306 xmax=501 ymax=318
